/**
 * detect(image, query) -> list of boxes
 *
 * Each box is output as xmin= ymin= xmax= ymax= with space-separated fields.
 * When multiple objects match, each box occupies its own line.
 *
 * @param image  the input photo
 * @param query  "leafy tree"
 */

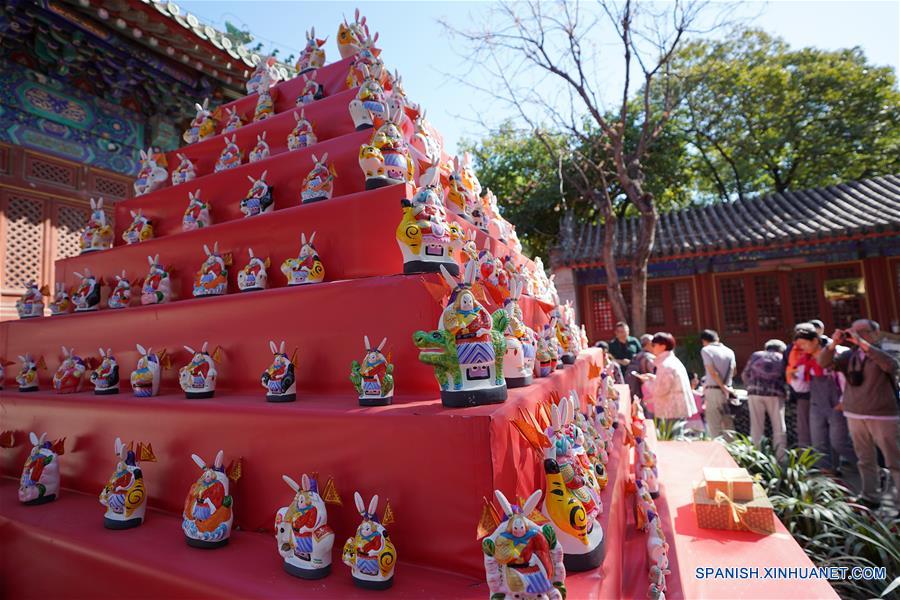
xmin=672 ymin=28 xmax=900 ymax=201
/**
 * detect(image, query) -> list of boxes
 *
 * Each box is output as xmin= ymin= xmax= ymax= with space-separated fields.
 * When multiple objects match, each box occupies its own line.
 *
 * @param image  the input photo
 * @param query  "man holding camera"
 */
xmin=818 ymin=319 xmax=900 ymax=512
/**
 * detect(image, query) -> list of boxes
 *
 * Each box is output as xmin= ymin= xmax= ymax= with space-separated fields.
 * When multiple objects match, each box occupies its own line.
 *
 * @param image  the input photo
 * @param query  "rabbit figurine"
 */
xmin=253 ymin=71 xmax=276 ymax=122
xmin=141 ymin=254 xmax=172 ymax=305
xmin=342 ymin=492 xmax=396 ymax=590
xmin=261 ymin=340 xmax=296 ymax=402
xmin=247 ymin=55 xmax=282 ymax=95
xmin=300 ymin=153 xmax=336 ymax=203
xmin=214 ymin=135 xmax=242 ymax=172
xmin=446 ymin=155 xmax=479 ymax=223
xmin=19 ymin=432 xmax=61 ymax=505
xmin=276 ymin=474 xmax=336 ymax=579
xmin=15 ymin=280 xmax=46 ymax=319
xmin=192 ymin=242 xmax=229 ymax=297
xmin=182 ymin=450 xmax=234 ymax=548
xmin=130 ymin=344 xmax=162 ymax=397
xmin=240 ymin=170 xmax=274 ymax=217
xmin=171 ymin=153 xmax=197 ymax=186
xmin=134 ymin=148 xmax=168 ymax=196
xmin=182 ymin=189 xmax=211 ymax=231
xmin=52 ymin=346 xmax=87 ymax=394
xmin=502 ymin=275 xmax=536 ymax=388
xmin=295 ymin=70 xmax=325 ymax=106
xmin=350 ymin=336 xmax=394 ymax=406
xmin=482 ymin=489 xmax=566 ymax=599
xmin=222 ymin=106 xmax=243 ymax=133
xmin=183 ymin=98 xmax=216 ymax=144
xmin=287 ymin=109 xmax=317 ymax=150
xmin=248 ymin=131 xmax=271 ymax=163
xmin=48 ymin=282 xmax=74 ymax=316
xmin=16 ymin=353 xmax=41 ymax=392
xmin=348 ymin=64 xmax=387 ymax=130
xmin=100 ymin=437 xmax=150 ymax=529
xmin=80 ymin=197 xmax=113 ymax=253
xmin=107 ymin=270 xmax=132 ymax=309
xmin=237 ymin=247 xmax=269 ymax=292
xmin=72 ymin=268 xmax=101 ymax=312
xmin=295 ymin=28 xmax=326 ymax=74
xmin=281 ymin=232 xmax=325 ymax=286
xmin=359 ymin=103 xmax=414 ymax=190
xmin=122 ymin=209 xmax=154 ymax=245
xmin=179 ymin=341 xmax=218 ymax=399
xmin=91 ymin=347 xmax=119 ymax=395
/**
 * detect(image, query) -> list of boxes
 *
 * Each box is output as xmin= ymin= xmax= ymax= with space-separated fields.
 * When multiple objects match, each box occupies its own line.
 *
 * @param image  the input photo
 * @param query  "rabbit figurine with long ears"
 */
xmin=72 ymin=268 xmax=102 ymax=312
xmin=16 ymin=280 xmax=47 ymax=318
xmin=482 ymin=489 xmax=567 ymax=599
xmin=281 ymin=232 xmax=325 ymax=285
xmin=247 ymin=55 xmax=283 ymax=95
xmin=253 ymin=71 xmax=277 ymax=122
xmin=337 ymin=9 xmax=369 ymax=59
xmin=179 ymin=342 xmax=218 ymax=399
xmin=360 ymin=104 xmax=414 ymax=190
xmin=300 ymin=153 xmax=337 ymax=203
xmin=635 ymin=436 xmax=660 ymax=498
xmin=536 ymin=320 xmax=560 ymax=377
xmin=182 ymin=189 xmax=211 ymax=231
xmin=261 ymin=340 xmax=296 ymax=402
xmin=275 ymin=473 xmax=336 ymax=579
xmin=395 ymin=162 xmax=462 ymax=276
xmin=182 ymin=450 xmax=234 ymax=548
xmin=122 ymin=209 xmax=154 ymax=245
xmin=80 ymin=197 xmax=113 ymax=253
xmin=100 ymin=437 xmax=150 ymax=529
xmin=130 ymin=344 xmax=162 ymax=397
xmin=192 ymin=242 xmax=229 ymax=297
xmin=171 ymin=153 xmax=197 ymax=186
xmin=48 ymin=283 xmax=74 ymax=316
xmin=134 ymin=148 xmax=168 ymax=196
xmin=413 ymin=263 xmax=508 ymax=408
xmin=287 ymin=109 xmax=317 ymax=150
xmin=240 ymin=170 xmax=274 ymax=217
xmin=214 ymin=135 xmax=242 ymax=173
xmin=16 ymin=353 xmax=41 ymax=392
xmin=248 ymin=131 xmax=271 ymax=163
xmin=183 ymin=98 xmax=216 ymax=144
xmin=237 ymin=247 xmax=269 ymax=292
xmin=348 ymin=64 xmax=387 ymax=131
xmin=345 ymin=27 xmax=383 ymax=90
xmin=222 ymin=106 xmax=243 ymax=133
xmin=52 ymin=346 xmax=87 ymax=393
xmin=342 ymin=492 xmax=396 ymax=590
xmin=350 ymin=336 xmax=395 ymax=406
xmin=295 ymin=27 xmax=326 ymax=74
xmin=91 ymin=348 xmax=120 ymax=395
xmin=295 ymin=70 xmax=325 ymax=106
xmin=447 ymin=155 xmax=479 ymax=223
xmin=502 ymin=276 xmax=536 ymax=388
xmin=141 ymin=254 xmax=172 ymax=305
xmin=19 ymin=432 xmax=61 ymax=505
xmin=107 ymin=270 xmax=132 ymax=309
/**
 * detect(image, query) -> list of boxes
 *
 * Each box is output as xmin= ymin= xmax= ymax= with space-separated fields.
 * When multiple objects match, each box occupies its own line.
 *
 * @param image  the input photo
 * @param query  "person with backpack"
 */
xmin=742 ymin=339 xmax=788 ymax=460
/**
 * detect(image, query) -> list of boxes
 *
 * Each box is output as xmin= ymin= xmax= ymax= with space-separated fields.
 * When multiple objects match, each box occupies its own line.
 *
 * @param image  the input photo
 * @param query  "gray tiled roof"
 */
xmin=557 ymin=175 xmax=900 ymax=265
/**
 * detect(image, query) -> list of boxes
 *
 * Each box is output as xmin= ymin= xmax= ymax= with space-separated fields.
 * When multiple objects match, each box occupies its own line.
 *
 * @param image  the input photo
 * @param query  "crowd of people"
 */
xmin=596 ymin=318 xmax=900 ymax=516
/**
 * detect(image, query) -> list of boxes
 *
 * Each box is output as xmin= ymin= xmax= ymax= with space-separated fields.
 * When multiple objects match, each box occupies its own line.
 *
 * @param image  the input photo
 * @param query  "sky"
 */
xmin=179 ymin=1 xmax=900 ymax=155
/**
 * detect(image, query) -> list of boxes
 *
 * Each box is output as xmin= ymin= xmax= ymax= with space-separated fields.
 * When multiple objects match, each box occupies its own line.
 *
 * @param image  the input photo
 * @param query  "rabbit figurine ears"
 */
xmin=310 ymin=152 xmax=328 ymax=166
xmin=202 ymin=242 xmax=220 ymax=257
xmin=146 ymin=253 xmax=162 ymax=266
xmin=72 ymin=267 xmax=93 ymax=280
xmin=300 ymin=231 xmax=317 ymax=246
xmin=194 ymin=98 xmax=210 ymax=114
xmin=97 ymin=347 xmax=113 ymax=358
xmin=89 ymin=197 xmax=104 ymax=210
xmin=508 ymin=274 xmax=525 ymax=301
xmin=135 ymin=343 xmax=154 ymax=357
xmin=191 ymin=449 xmax=225 ymax=471
xmin=183 ymin=341 xmax=210 ymax=355
xmin=268 ymin=340 xmax=287 ymax=355
xmin=28 ymin=431 xmax=48 ymax=447
xmin=247 ymin=170 xmax=269 ymax=184
xmin=363 ymin=336 xmax=387 ymax=352
xmin=494 ymin=489 xmax=542 ymax=520
xmin=549 ymin=397 xmax=573 ymax=433
xmin=354 ymin=491 xmax=379 ymax=520
xmin=59 ymin=345 xmax=74 ymax=359
xmin=283 ymin=473 xmax=315 ymax=493
xmin=439 ymin=261 xmax=477 ymax=290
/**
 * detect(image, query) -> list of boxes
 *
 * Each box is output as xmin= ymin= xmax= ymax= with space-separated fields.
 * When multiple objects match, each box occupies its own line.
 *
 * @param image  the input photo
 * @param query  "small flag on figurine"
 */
xmin=321 ymin=476 xmax=343 ymax=506
xmin=227 ymin=457 xmax=243 ymax=482
xmin=382 ymin=499 xmax=395 ymax=525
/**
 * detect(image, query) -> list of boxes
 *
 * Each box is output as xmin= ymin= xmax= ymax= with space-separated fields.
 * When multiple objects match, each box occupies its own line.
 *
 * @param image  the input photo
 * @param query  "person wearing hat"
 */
xmin=819 ymin=319 xmax=900 ymax=513
xmin=794 ymin=324 xmax=856 ymax=474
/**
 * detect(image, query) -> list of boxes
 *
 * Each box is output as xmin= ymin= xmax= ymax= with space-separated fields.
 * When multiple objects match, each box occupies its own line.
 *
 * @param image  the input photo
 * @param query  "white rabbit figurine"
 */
xmin=179 ymin=341 xmax=218 ymax=399
xmin=171 ymin=153 xmax=197 ymax=186
xmin=261 ymin=340 xmax=296 ymax=402
xmin=90 ymin=347 xmax=120 ymax=395
xmin=248 ymin=131 xmax=271 ymax=163
xmin=19 ymin=432 xmax=61 ymax=505
xmin=134 ymin=148 xmax=167 ymax=196
xmin=342 ymin=492 xmax=397 ymax=590
xmin=100 ymin=437 xmax=149 ymax=529
xmin=130 ymin=344 xmax=161 ymax=397
xmin=237 ymin=247 xmax=269 ymax=292
xmin=182 ymin=450 xmax=234 ymax=548
xmin=275 ymin=473 xmax=335 ymax=578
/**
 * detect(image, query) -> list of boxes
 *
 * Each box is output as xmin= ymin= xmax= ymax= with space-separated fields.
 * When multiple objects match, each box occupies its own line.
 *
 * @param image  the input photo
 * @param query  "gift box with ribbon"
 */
xmin=703 ymin=467 xmax=755 ymax=501
xmin=693 ymin=482 xmax=776 ymax=534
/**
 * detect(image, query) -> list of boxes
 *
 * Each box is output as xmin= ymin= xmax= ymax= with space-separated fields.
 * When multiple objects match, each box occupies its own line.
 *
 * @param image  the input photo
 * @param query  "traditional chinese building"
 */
xmin=0 ymin=0 xmax=286 ymax=319
xmin=552 ymin=175 xmax=900 ymax=365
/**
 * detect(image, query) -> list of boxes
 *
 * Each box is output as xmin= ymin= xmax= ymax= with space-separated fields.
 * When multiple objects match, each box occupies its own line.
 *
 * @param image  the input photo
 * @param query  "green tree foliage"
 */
xmin=673 ymin=28 xmax=900 ymax=201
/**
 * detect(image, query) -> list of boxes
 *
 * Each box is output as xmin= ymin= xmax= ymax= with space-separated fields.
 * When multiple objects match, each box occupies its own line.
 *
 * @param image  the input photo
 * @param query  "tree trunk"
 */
xmin=629 ymin=203 xmax=658 ymax=336
xmin=598 ymin=206 xmax=629 ymax=324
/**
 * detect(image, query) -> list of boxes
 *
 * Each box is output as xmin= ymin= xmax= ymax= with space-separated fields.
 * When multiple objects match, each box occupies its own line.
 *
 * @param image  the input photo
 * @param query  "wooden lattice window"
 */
xmin=589 ymin=288 xmax=615 ymax=338
xmin=647 ymin=284 xmax=665 ymax=328
xmin=26 ymin=156 xmax=77 ymax=189
xmin=55 ymin=205 xmax=88 ymax=260
xmin=672 ymin=281 xmax=694 ymax=328
xmin=93 ymin=176 xmax=129 ymax=199
xmin=3 ymin=195 xmax=45 ymax=289
xmin=825 ymin=265 xmax=865 ymax=327
xmin=719 ymin=277 xmax=748 ymax=333
xmin=754 ymin=274 xmax=783 ymax=331
xmin=790 ymin=270 xmax=820 ymax=325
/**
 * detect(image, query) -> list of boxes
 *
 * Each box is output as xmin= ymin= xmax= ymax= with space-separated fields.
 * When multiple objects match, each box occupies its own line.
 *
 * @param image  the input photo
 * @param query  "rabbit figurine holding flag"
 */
xmin=281 ymin=232 xmax=325 ymax=285
xmin=16 ymin=353 xmax=41 ymax=392
xmin=350 ymin=336 xmax=395 ymax=406
xmin=296 ymin=28 xmax=327 ymax=74
xmin=182 ymin=450 xmax=234 ymax=548
xmin=134 ymin=149 xmax=168 ymax=196
xmin=240 ymin=170 xmax=274 ymax=217
xmin=130 ymin=344 xmax=162 ymax=397
xmin=100 ymin=437 xmax=154 ymax=529
xmin=52 ymin=346 xmax=87 ymax=393
xmin=16 ymin=280 xmax=47 ymax=319
xmin=182 ymin=189 xmax=211 ymax=231
xmin=171 ymin=153 xmax=196 ymax=186
xmin=19 ymin=432 xmax=62 ymax=505
xmin=48 ymin=283 xmax=73 ymax=316
xmin=261 ymin=340 xmax=296 ymax=402
xmin=342 ymin=492 xmax=396 ymax=590
xmin=275 ymin=473 xmax=336 ymax=579
xmin=183 ymin=98 xmax=216 ymax=144
xmin=179 ymin=342 xmax=218 ymax=399
xmin=91 ymin=348 xmax=119 ymax=395
xmin=72 ymin=268 xmax=101 ymax=312
xmin=107 ymin=271 xmax=132 ymax=309
xmin=214 ymin=135 xmax=242 ymax=172
xmin=122 ymin=210 xmax=154 ymax=245
xmin=249 ymin=132 xmax=271 ymax=163
xmin=300 ymin=154 xmax=337 ymax=203
xmin=192 ymin=242 xmax=229 ymax=297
